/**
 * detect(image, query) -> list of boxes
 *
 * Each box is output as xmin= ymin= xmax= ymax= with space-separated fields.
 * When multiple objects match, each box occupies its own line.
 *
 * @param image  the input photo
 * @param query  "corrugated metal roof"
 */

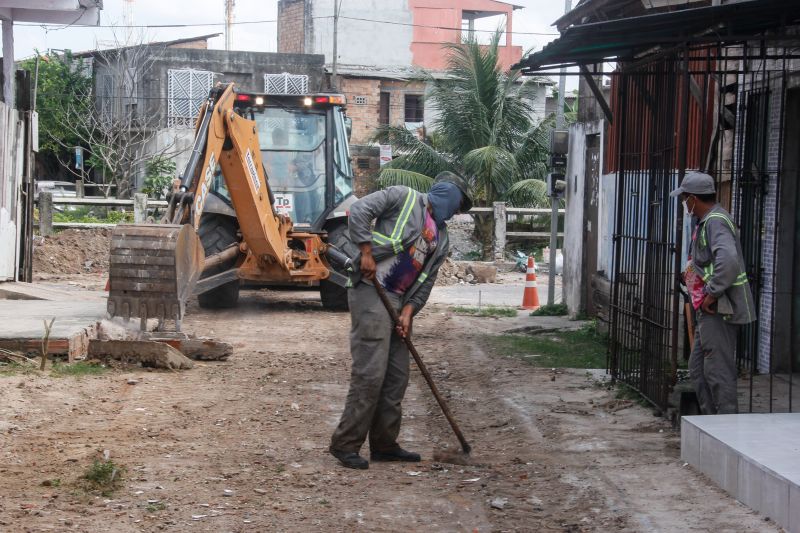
xmin=517 ymin=0 xmax=800 ymax=73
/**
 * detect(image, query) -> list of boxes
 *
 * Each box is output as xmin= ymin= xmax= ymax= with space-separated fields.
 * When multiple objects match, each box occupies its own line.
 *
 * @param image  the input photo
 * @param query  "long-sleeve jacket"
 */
xmin=691 ymin=205 xmax=756 ymax=324
xmin=348 ymin=185 xmax=449 ymax=313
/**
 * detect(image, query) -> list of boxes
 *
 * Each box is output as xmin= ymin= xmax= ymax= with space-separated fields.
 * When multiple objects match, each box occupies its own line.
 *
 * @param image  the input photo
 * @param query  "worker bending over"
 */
xmin=330 ymin=172 xmax=472 ymax=469
xmin=672 ymin=171 xmax=756 ymax=415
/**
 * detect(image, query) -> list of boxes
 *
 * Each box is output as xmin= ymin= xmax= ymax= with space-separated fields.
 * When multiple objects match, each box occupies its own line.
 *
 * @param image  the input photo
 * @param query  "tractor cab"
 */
xmin=211 ymin=92 xmax=355 ymax=230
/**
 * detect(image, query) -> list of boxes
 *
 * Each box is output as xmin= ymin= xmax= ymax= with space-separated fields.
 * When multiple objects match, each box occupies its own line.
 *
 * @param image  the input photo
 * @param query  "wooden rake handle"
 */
xmin=373 ymin=281 xmax=471 ymax=455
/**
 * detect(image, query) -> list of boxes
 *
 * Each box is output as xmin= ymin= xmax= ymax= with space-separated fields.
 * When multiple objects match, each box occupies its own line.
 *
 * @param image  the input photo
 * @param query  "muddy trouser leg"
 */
xmin=330 ymin=282 xmax=396 ymax=453
xmin=368 ymin=326 xmax=410 ymax=452
xmin=690 ymin=312 xmax=739 ymax=415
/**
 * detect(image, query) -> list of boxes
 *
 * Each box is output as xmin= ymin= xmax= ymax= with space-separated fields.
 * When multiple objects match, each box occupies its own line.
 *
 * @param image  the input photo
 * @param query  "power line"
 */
xmin=15 ymin=19 xmax=277 ymax=29
xmin=318 ymin=15 xmax=559 ymax=36
xmin=15 ymin=14 xmax=559 ymax=37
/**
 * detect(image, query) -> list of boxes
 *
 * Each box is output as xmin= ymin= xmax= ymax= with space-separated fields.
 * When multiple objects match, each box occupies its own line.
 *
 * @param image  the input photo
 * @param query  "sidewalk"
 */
xmin=0 ymin=282 xmax=106 ymax=359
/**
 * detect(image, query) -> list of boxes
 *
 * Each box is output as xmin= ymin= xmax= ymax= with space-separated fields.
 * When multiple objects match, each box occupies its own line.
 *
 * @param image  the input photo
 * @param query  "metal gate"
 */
xmin=607 ymin=43 xmax=798 ymax=413
xmin=608 ymin=56 xmax=686 ymax=410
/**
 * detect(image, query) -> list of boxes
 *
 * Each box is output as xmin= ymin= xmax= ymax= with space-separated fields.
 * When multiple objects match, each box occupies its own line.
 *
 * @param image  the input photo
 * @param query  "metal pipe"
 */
xmin=202 ymin=245 xmax=239 ymax=272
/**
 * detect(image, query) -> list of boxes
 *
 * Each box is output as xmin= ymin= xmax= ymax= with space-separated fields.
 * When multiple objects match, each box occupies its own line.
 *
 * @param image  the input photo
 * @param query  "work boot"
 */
xmin=329 ymin=448 xmax=369 ymax=470
xmin=370 ymin=447 xmax=421 ymax=462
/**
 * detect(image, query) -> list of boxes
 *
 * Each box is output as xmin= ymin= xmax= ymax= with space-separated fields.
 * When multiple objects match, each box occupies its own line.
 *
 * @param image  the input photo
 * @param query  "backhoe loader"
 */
xmin=107 ymin=83 xmax=357 ymax=330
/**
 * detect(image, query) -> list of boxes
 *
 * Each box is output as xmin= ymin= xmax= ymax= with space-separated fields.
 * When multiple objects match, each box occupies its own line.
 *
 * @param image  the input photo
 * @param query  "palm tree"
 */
xmin=375 ymin=31 xmax=552 ymax=257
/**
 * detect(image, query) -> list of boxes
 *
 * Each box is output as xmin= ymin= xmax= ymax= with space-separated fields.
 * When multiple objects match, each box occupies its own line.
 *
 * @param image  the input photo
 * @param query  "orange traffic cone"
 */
xmin=521 ymin=256 xmax=540 ymax=310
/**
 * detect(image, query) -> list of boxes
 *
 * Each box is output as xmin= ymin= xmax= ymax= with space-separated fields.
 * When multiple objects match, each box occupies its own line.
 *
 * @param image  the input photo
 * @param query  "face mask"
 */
xmin=683 ymin=197 xmax=695 ymax=217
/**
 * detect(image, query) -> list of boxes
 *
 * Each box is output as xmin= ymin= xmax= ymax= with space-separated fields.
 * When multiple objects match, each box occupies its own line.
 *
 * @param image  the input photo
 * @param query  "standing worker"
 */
xmin=671 ymin=171 xmax=756 ymax=415
xmin=329 ymin=172 xmax=472 ymax=469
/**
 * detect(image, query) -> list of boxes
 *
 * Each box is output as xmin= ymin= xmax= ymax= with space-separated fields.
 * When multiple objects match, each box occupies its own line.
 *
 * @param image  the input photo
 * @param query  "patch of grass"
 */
xmin=0 ymin=361 xmax=37 ymax=377
xmin=615 ymin=383 xmax=651 ymax=408
xmin=530 ymin=303 xmax=568 ymax=316
xmin=50 ymin=360 xmax=107 ymax=377
xmin=489 ymin=322 xmax=608 ymax=368
xmin=146 ymin=501 xmax=167 ymax=513
xmin=451 ymin=305 xmax=518 ymax=318
xmin=81 ymin=459 xmax=125 ymax=496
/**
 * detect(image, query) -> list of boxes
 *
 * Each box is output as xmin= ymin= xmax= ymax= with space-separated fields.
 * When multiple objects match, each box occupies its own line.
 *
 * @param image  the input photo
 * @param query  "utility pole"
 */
xmin=548 ymin=0 xmax=572 ymax=306
xmin=331 ymin=0 xmax=342 ymax=90
xmin=224 ymin=0 xmax=235 ymax=51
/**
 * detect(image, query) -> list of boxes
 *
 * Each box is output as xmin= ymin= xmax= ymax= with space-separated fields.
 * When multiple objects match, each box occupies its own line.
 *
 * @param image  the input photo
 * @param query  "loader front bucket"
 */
xmin=108 ymin=224 xmax=205 ymax=329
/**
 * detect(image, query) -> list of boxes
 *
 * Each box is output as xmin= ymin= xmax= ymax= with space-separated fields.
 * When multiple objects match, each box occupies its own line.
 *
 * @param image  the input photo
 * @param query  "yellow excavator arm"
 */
xmin=107 ymin=83 xmax=333 ymax=330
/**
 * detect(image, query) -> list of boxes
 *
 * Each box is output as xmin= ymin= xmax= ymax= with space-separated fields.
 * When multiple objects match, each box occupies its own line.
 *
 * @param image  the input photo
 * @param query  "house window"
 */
xmin=357 ymin=158 xmax=370 ymax=169
xmin=379 ymin=92 xmax=390 ymax=125
xmin=167 ymin=69 xmax=214 ymax=128
xmin=404 ymin=94 xmax=424 ymax=123
xmin=354 ymin=95 xmax=368 ymax=105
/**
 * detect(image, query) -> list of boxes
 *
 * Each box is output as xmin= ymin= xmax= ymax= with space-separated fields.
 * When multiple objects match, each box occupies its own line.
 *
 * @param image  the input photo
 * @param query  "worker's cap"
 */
xmin=434 ymin=171 xmax=473 ymax=213
xmin=669 ymin=171 xmax=716 ymax=198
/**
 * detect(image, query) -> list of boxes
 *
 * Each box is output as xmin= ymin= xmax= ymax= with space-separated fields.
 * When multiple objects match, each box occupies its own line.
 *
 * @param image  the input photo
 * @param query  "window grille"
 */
xmin=354 ymin=95 xmax=368 ymax=105
xmin=167 ymin=69 xmax=214 ymax=128
xmin=264 ymin=73 xmax=309 ymax=95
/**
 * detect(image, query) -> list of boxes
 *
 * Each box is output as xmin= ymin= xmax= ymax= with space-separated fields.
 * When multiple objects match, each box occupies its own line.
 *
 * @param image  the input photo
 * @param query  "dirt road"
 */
xmin=0 ymin=285 xmax=777 ymax=532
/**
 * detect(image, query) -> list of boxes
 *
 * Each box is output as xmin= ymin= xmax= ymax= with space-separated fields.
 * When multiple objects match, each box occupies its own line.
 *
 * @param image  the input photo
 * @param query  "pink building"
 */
xmin=278 ymin=0 xmax=523 ymax=72
xmin=409 ymin=0 xmax=523 ymax=71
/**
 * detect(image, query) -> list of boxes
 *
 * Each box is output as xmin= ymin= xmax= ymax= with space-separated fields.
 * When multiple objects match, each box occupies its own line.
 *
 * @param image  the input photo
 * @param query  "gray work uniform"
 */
xmin=330 ymin=186 xmax=450 ymax=453
xmin=688 ymin=205 xmax=756 ymax=415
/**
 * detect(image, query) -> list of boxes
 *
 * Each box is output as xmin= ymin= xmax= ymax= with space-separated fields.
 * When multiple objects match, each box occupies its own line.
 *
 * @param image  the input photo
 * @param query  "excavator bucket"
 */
xmin=107 ymin=224 xmax=205 ymax=329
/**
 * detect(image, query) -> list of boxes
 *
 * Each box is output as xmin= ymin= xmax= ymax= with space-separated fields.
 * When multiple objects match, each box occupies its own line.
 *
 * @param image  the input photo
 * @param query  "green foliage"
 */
xmin=53 ymin=207 xmax=133 ymax=224
xmin=146 ymin=502 xmax=167 ymax=513
xmin=490 ymin=322 xmax=608 ymax=368
xmin=0 ymin=361 xmax=37 ymax=377
xmin=142 ymin=157 xmax=177 ymax=199
xmin=82 ymin=459 xmax=125 ymax=496
xmin=451 ymin=305 xmax=518 ymax=318
xmin=51 ymin=360 xmax=108 ymax=377
xmin=530 ymin=303 xmax=569 ymax=316
xmin=374 ymin=31 xmax=551 ymax=209
xmin=19 ymin=51 xmax=92 ymax=163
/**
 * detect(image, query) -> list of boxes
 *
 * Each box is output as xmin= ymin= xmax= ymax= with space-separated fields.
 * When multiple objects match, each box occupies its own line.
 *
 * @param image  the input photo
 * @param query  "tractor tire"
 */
xmin=320 ymin=223 xmax=353 ymax=311
xmin=197 ymin=213 xmax=241 ymax=309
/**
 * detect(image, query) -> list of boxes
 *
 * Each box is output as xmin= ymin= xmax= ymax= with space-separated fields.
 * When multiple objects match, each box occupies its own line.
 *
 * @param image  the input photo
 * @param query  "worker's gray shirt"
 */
xmin=691 ymin=205 xmax=756 ymax=324
xmin=348 ymin=185 xmax=449 ymax=313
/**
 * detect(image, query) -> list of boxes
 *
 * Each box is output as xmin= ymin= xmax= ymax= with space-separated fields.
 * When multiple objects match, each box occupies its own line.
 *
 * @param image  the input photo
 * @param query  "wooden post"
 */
xmin=493 ymin=201 xmax=507 ymax=263
xmin=133 ymin=193 xmax=147 ymax=223
xmin=39 ymin=191 xmax=53 ymax=237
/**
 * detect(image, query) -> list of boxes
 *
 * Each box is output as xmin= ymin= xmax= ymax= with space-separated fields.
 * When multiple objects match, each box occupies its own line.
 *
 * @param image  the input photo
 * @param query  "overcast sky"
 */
xmin=12 ymin=0 xmax=572 ymax=86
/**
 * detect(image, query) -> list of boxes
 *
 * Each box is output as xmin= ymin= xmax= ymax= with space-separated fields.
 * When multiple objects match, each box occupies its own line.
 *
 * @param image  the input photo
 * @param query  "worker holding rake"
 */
xmin=329 ymin=172 xmax=472 ymax=470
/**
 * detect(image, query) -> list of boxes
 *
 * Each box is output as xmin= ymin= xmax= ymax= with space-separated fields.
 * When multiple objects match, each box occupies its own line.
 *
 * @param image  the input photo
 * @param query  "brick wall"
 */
xmin=278 ymin=0 xmax=306 ymax=54
xmin=350 ymin=145 xmax=380 ymax=197
xmin=340 ymin=77 xmax=381 ymax=145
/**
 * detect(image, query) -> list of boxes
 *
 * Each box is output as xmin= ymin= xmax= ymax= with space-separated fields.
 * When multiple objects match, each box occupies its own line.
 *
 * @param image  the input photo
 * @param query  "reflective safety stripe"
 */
xmin=525 ymin=280 xmax=538 ymax=288
xmin=700 ymin=212 xmax=736 ymax=248
xmin=370 ymin=188 xmax=418 ymax=255
xmin=415 ymin=272 xmax=429 ymax=285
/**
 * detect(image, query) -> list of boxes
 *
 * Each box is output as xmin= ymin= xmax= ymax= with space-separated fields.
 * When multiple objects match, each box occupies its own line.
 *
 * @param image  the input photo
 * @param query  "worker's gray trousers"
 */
xmin=689 ymin=311 xmax=739 ymax=415
xmin=330 ymin=282 xmax=410 ymax=454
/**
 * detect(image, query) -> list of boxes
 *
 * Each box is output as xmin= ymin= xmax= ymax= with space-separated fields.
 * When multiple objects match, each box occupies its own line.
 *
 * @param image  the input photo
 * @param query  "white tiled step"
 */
xmin=681 ymin=413 xmax=800 ymax=533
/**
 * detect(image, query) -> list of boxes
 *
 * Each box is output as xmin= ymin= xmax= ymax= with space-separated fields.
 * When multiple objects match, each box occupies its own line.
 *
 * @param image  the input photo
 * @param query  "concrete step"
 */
xmin=681 ymin=413 xmax=800 ymax=532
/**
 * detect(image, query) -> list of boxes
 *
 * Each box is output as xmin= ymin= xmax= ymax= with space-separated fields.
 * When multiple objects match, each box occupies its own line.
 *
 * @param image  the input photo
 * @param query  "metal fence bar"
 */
xmin=50 ymin=197 xmax=168 ymax=207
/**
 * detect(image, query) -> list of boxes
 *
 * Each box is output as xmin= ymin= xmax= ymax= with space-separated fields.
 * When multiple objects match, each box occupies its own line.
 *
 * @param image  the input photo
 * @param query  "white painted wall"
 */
xmin=563 ymin=122 xmax=586 ymax=317
xmin=311 ymin=0 xmax=413 ymax=67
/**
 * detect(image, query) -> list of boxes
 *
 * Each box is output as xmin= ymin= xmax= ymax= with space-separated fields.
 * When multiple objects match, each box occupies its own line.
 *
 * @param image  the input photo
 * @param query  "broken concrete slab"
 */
xmin=96 ymin=319 xmax=232 ymax=361
xmin=149 ymin=337 xmax=233 ymax=361
xmin=88 ymin=340 xmax=194 ymax=370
